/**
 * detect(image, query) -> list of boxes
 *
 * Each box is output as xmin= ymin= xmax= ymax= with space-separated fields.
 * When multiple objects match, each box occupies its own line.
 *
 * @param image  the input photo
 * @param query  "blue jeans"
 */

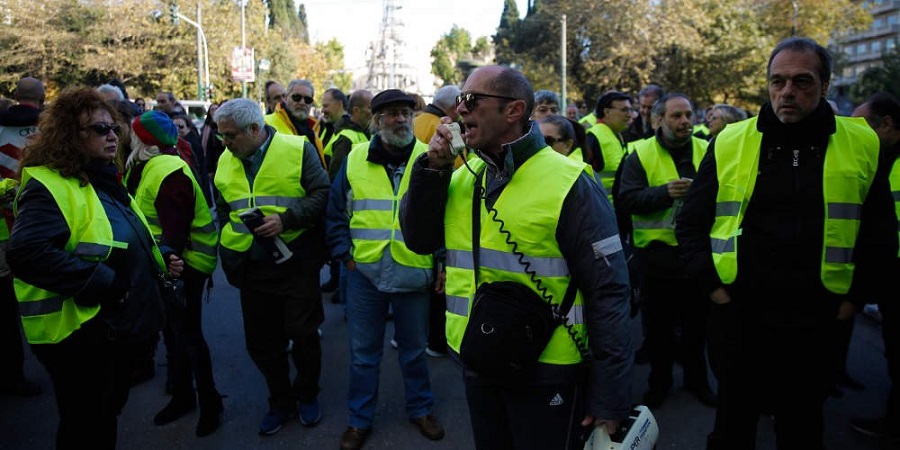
xmin=345 ymin=268 xmax=434 ymax=429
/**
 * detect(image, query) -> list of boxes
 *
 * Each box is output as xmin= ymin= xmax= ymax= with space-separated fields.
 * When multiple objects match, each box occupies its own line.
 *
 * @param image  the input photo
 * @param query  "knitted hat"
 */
xmin=131 ymin=111 xmax=178 ymax=147
xmin=370 ymin=89 xmax=416 ymax=114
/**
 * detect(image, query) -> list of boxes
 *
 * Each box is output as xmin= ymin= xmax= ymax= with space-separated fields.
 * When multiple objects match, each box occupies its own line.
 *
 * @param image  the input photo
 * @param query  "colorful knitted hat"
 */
xmin=131 ymin=111 xmax=178 ymax=147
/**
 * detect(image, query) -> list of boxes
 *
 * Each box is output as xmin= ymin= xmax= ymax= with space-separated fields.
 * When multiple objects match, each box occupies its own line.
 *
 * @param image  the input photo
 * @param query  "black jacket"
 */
xmin=675 ymin=100 xmax=897 ymax=325
xmin=399 ymin=121 xmax=634 ymax=421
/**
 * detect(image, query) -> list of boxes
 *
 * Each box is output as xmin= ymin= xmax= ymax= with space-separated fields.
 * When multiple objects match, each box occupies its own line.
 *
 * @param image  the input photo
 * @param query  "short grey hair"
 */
xmin=534 ymin=90 xmax=559 ymax=106
xmin=97 ymin=84 xmax=124 ymax=101
xmin=214 ymin=98 xmax=265 ymax=129
xmin=433 ymin=85 xmax=461 ymax=110
xmin=287 ymin=79 xmax=315 ymax=97
xmin=711 ymin=104 xmax=747 ymax=124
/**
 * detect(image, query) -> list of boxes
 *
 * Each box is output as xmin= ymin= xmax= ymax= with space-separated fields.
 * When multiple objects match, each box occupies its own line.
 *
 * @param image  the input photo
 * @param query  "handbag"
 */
xmin=458 ymin=169 xmax=584 ymax=376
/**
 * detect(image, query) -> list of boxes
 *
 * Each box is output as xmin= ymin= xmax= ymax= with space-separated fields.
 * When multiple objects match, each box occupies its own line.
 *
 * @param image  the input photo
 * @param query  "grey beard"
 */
xmin=381 ymin=127 xmax=413 ymax=148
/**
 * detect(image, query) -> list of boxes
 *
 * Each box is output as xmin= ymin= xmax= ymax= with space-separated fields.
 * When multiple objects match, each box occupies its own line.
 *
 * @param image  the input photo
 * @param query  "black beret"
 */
xmin=371 ymin=89 xmax=416 ymax=114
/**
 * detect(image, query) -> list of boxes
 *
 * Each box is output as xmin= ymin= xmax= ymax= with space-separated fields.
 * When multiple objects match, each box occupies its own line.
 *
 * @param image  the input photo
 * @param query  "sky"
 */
xmin=302 ymin=0 xmax=530 ymax=95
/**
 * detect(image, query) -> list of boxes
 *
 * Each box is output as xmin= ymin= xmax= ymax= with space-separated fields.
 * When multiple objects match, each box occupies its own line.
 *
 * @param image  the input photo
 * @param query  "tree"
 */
xmin=850 ymin=48 xmax=900 ymax=103
xmin=431 ymin=25 xmax=490 ymax=86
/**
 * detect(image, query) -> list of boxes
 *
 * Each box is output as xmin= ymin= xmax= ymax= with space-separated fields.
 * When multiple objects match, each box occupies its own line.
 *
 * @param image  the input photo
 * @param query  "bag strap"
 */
xmin=472 ymin=168 xmax=579 ymax=323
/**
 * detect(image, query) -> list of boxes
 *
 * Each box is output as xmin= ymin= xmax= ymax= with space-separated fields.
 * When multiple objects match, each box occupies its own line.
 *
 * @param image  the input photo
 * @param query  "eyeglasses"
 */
xmin=607 ymin=107 xmax=635 ymax=114
xmin=455 ymin=92 xmax=519 ymax=111
xmin=82 ymin=122 xmax=120 ymax=136
xmin=290 ymin=94 xmax=314 ymax=104
xmin=380 ymin=108 xmax=414 ymax=119
xmin=543 ymin=136 xmax=565 ymax=146
xmin=216 ymin=127 xmax=248 ymax=141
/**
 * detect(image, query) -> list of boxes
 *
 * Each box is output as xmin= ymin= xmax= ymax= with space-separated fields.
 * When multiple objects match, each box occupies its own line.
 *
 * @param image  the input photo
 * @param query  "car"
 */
xmin=148 ymin=99 xmax=211 ymax=130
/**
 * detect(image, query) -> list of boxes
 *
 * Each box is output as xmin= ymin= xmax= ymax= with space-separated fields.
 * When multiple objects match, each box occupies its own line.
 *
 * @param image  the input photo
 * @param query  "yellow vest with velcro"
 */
xmin=631 ymin=137 xmax=707 ymax=247
xmin=710 ymin=116 xmax=878 ymax=294
xmin=0 ymin=178 xmax=17 ymax=241
xmin=14 ymin=166 xmax=166 ymax=344
xmin=889 ymin=157 xmax=900 ymax=257
xmin=346 ymin=140 xmax=432 ymax=269
xmin=324 ymin=128 xmax=368 ymax=161
xmin=128 ymin=155 xmax=218 ymax=274
xmin=214 ymin=132 xmax=308 ymax=253
xmin=444 ymin=148 xmax=592 ymax=365
xmin=586 ymin=122 xmax=627 ymax=200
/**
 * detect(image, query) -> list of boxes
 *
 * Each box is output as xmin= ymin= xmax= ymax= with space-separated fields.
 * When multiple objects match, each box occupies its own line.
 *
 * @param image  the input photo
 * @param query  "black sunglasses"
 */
xmin=455 ymin=92 xmax=519 ymax=111
xmin=82 ymin=122 xmax=120 ymax=136
xmin=290 ymin=94 xmax=314 ymax=104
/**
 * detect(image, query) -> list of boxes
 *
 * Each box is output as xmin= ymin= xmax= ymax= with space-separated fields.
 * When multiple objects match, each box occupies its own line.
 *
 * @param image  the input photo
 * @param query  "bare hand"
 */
xmin=581 ymin=415 xmax=619 ymax=435
xmin=710 ymin=287 xmax=731 ymax=305
xmin=344 ymin=259 xmax=356 ymax=271
xmin=837 ymin=300 xmax=856 ymax=320
xmin=426 ymin=117 xmax=459 ymax=169
xmin=167 ymin=254 xmax=184 ymax=278
xmin=434 ymin=271 xmax=446 ymax=294
xmin=667 ymin=178 xmax=692 ymax=199
xmin=254 ymin=214 xmax=284 ymax=238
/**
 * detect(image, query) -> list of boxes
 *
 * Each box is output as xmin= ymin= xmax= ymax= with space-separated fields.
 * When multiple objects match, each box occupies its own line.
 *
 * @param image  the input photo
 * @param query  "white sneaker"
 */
xmin=390 ymin=338 xmax=398 ymax=349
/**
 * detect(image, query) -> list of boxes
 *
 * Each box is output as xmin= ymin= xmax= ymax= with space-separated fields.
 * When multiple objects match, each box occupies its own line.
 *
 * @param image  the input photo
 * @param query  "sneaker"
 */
xmin=298 ymin=400 xmax=322 ymax=426
xmin=390 ymin=338 xmax=398 ymax=349
xmin=851 ymin=417 xmax=900 ymax=440
xmin=410 ymin=414 xmax=445 ymax=441
xmin=340 ymin=426 xmax=371 ymax=450
xmin=425 ymin=347 xmax=447 ymax=358
xmin=258 ymin=409 xmax=296 ymax=436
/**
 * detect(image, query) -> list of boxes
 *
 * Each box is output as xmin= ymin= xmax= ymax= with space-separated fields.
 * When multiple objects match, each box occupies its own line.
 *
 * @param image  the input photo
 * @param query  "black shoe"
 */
xmin=837 ymin=372 xmax=865 ymax=391
xmin=410 ymin=414 xmax=445 ymax=441
xmin=196 ymin=393 xmax=224 ymax=437
xmin=330 ymin=291 xmax=341 ymax=304
xmin=321 ymin=280 xmax=338 ymax=293
xmin=340 ymin=426 xmax=371 ymax=450
xmin=130 ymin=363 xmax=155 ymax=387
xmin=0 ymin=378 xmax=41 ymax=397
xmin=688 ymin=386 xmax=717 ymax=407
xmin=154 ymin=394 xmax=196 ymax=426
xmin=642 ymin=388 xmax=668 ymax=409
xmin=634 ymin=346 xmax=649 ymax=365
xmin=851 ymin=416 xmax=900 ymax=440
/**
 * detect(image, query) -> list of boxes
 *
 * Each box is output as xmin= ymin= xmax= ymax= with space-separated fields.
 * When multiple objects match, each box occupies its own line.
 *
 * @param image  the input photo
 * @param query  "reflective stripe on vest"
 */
xmin=631 ymin=137 xmax=707 ymax=248
xmin=890 ymin=157 xmax=900 ymax=257
xmin=128 ymin=155 xmax=218 ymax=274
xmin=586 ymin=122 xmax=626 ymax=201
xmin=346 ymin=140 xmax=432 ymax=269
xmin=214 ymin=132 xmax=308 ymax=253
xmin=710 ymin=116 xmax=878 ymax=294
xmin=444 ymin=148 xmax=597 ymax=365
xmin=13 ymin=166 xmax=166 ymax=344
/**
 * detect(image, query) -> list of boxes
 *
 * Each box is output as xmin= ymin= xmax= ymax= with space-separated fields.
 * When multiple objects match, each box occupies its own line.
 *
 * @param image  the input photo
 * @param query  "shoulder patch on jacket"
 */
xmin=592 ymin=235 xmax=623 ymax=259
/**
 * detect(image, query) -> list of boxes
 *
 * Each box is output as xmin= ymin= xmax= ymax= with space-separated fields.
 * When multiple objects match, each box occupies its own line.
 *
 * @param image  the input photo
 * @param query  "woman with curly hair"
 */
xmin=7 ymin=87 xmax=183 ymax=449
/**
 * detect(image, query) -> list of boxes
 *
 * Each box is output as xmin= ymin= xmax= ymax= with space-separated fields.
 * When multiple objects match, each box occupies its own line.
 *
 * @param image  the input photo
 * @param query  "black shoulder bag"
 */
xmin=459 ymin=169 xmax=588 ymax=377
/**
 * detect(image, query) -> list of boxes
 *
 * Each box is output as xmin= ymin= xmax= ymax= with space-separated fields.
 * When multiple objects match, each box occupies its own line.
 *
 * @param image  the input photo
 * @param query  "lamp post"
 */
xmin=560 ymin=14 xmax=567 ymax=112
xmin=172 ymin=3 xmax=210 ymax=100
xmin=241 ymin=0 xmax=247 ymax=98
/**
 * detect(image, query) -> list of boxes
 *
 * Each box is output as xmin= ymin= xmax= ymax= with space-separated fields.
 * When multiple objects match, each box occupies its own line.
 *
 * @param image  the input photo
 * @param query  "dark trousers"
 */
xmin=642 ymin=275 xmax=710 ymax=392
xmin=464 ymin=373 xmax=586 ymax=450
xmin=706 ymin=302 xmax=831 ymax=450
xmin=238 ymin=258 xmax=324 ymax=412
xmin=878 ymin=297 xmax=900 ymax=419
xmin=0 ymin=274 xmax=26 ymax=384
xmin=161 ymin=266 xmax=218 ymax=402
xmin=31 ymin=318 xmax=155 ymax=450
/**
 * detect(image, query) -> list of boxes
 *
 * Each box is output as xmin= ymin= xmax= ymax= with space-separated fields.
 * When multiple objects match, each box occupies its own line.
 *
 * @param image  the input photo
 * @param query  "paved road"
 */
xmin=2 ymin=266 xmax=898 ymax=449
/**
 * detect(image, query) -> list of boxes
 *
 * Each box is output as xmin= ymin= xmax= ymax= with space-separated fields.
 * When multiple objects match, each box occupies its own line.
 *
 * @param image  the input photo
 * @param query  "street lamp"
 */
xmin=156 ymin=2 xmax=210 ymax=100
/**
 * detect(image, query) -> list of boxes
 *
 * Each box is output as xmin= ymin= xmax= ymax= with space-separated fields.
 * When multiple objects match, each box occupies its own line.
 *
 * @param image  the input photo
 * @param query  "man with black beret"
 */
xmin=326 ymin=89 xmax=444 ymax=450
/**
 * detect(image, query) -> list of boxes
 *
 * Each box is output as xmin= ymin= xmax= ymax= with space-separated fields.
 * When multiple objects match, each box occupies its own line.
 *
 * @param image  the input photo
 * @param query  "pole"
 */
xmin=561 ymin=14 xmax=567 ymax=113
xmin=241 ymin=0 xmax=247 ymax=98
xmin=175 ymin=10 xmax=209 ymax=102
xmin=196 ymin=2 xmax=203 ymax=99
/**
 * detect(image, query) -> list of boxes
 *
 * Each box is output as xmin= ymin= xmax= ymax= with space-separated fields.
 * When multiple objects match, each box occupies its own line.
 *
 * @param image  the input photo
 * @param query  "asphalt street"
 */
xmin=1 ymin=265 xmax=898 ymax=450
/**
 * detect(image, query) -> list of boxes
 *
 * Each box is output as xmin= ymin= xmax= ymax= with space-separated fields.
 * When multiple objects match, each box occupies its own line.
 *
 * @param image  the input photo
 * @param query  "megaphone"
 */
xmin=584 ymin=405 xmax=658 ymax=450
